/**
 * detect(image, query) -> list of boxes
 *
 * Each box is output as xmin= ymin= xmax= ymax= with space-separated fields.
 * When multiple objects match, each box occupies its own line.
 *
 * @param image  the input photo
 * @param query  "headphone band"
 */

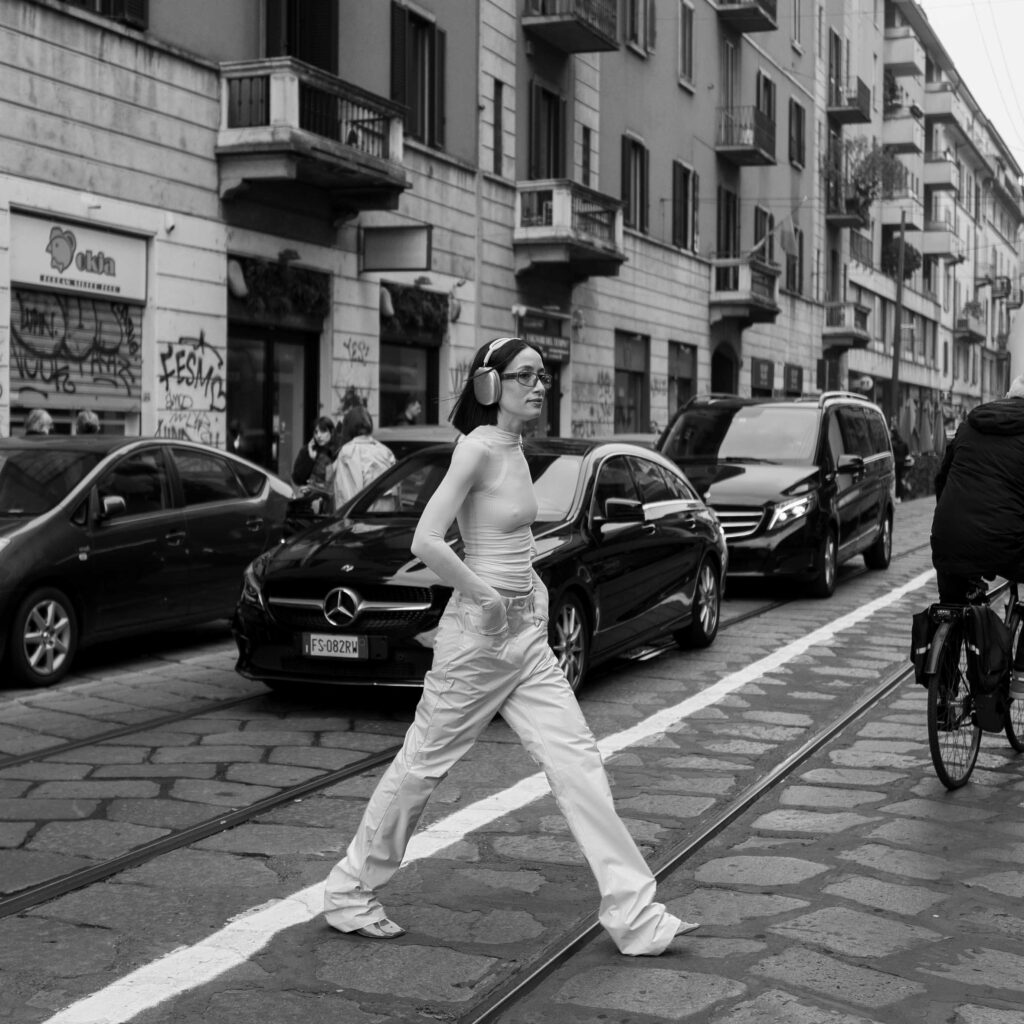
xmin=480 ymin=337 xmax=521 ymax=369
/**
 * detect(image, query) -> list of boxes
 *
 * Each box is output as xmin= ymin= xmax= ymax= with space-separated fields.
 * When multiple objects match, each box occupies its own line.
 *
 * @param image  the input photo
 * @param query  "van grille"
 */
xmin=713 ymin=505 xmax=765 ymax=540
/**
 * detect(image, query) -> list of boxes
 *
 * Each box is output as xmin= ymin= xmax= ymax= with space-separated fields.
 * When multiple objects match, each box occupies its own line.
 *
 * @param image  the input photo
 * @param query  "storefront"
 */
xmin=8 ymin=213 xmax=147 ymax=434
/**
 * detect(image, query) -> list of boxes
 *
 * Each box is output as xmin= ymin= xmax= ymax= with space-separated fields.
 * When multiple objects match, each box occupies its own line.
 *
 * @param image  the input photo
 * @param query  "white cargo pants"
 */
xmin=323 ymin=589 xmax=682 ymax=956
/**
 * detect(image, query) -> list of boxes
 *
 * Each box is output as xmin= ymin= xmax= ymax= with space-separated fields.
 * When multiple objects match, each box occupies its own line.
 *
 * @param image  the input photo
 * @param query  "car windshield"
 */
xmin=0 ymin=448 xmax=102 ymax=515
xmin=348 ymin=448 xmax=584 ymax=523
xmin=661 ymin=404 xmax=820 ymax=464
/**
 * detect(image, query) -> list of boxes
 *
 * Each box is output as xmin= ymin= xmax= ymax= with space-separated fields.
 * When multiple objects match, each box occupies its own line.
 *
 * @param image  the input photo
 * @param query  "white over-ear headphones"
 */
xmin=472 ymin=337 xmax=520 ymax=405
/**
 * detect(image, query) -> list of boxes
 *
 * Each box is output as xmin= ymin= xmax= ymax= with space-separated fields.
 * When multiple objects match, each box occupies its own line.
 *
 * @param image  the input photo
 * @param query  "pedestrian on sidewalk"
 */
xmin=330 ymin=406 xmax=395 ymax=508
xmin=891 ymin=424 xmax=910 ymax=503
xmin=323 ymin=336 xmax=696 ymax=955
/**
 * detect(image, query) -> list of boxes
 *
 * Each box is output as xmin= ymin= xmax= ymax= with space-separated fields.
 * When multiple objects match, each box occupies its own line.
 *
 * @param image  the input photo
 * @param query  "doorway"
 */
xmin=226 ymin=328 xmax=319 ymax=480
xmin=711 ymin=346 xmax=738 ymax=394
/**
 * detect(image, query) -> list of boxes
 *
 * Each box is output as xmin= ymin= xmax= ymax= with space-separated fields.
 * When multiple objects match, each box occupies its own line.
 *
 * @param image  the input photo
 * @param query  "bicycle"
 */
xmin=920 ymin=581 xmax=1024 ymax=790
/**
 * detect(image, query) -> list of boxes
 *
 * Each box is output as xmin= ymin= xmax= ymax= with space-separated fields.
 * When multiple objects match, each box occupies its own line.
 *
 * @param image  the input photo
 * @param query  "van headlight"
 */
xmin=240 ymin=550 xmax=275 ymax=609
xmin=767 ymin=493 xmax=816 ymax=532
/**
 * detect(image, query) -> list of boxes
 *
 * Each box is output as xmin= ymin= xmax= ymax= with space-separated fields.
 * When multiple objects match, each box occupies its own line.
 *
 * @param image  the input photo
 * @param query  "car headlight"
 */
xmin=240 ymin=550 xmax=275 ymax=609
xmin=767 ymin=493 xmax=816 ymax=532
xmin=0 ymin=538 xmax=10 ymax=554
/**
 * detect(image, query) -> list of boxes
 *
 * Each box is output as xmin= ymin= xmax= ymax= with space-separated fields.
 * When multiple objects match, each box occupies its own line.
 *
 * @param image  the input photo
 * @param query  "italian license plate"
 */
xmin=302 ymin=633 xmax=367 ymax=659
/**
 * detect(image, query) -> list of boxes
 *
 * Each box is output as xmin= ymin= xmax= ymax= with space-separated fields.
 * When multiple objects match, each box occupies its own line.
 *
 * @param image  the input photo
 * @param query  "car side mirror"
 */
xmin=837 ymin=454 xmax=865 ymax=474
xmin=99 ymin=494 xmax=127 ymax=520
xmin=602 ymin=497 xmax=644 ymax=521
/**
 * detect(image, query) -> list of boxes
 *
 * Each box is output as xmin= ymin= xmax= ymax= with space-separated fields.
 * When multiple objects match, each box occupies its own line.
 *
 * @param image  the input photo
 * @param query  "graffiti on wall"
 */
xmin=11 ymin=289 xmax=141 ymax=401
xmin=332 ymin=336 xmax=375 ymax=418
xmin=155 ymin=331 xmax=226 ymax=446
xmin=571 ymin=369 xmax=614 ymax=438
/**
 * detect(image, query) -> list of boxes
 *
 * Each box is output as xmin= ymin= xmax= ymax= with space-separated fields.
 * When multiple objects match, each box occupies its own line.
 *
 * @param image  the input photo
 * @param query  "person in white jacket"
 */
xmin=331 ymin=407 xmax=396 ymax=508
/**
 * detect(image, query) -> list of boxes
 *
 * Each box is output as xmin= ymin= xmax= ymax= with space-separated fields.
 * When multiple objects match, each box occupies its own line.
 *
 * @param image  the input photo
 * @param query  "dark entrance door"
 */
xmin=226 ymin=328 xmax=318 ymax=481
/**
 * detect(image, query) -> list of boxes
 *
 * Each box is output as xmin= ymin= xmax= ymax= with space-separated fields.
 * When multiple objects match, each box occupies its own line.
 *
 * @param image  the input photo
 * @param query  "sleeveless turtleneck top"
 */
xmin=456 ymin=425 xmax=538 ymax=592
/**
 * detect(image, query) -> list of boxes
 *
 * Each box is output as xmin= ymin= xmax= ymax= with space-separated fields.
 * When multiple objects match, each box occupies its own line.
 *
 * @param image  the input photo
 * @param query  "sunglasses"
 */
xmin=500 ymin=369 xmax=553 ymax=390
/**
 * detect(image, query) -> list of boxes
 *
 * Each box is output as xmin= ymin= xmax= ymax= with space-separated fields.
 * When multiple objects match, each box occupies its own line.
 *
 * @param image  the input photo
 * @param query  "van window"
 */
xmin=864 ymin=409 xmax=891 ymax=454
xmin=662 ymin=404 xmax=819 ymax=463
xmin=836 ymin=406 xmax=872 ymax=456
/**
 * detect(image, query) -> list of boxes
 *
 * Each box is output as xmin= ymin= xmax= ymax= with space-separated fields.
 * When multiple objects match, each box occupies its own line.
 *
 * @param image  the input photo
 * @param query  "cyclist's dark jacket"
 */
xmin=931 ymin=396 xmax=1024 ymax=580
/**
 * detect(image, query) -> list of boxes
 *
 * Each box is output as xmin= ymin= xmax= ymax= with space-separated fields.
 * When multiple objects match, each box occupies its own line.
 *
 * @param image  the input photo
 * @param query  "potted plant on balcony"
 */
xmin=845 ymin=138 xmax=906 ymax=218
xmin=881 ymin=237 xmax=922 ymax=280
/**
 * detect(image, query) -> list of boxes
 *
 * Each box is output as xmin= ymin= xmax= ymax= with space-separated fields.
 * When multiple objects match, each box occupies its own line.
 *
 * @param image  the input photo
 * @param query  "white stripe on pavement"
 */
xmin=44 ymin=568 xmax=936 ymax=1024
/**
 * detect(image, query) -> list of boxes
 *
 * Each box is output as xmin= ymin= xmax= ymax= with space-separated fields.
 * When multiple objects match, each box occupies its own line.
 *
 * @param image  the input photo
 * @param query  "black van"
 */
xmin=655 ymin=392 xmax=895 ymax=597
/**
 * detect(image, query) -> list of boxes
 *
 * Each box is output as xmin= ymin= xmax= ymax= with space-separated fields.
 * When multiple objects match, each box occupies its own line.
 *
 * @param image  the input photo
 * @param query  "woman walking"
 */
xmin=323 ymin=336 xmax=695 ymax=955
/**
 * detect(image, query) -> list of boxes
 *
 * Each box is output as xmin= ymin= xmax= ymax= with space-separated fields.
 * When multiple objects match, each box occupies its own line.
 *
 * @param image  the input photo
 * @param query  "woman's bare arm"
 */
xmin=411 ymin=440 xmax=501 ymax=606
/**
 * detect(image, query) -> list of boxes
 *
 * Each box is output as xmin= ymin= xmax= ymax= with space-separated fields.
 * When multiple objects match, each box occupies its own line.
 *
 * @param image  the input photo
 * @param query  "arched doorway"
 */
xmin=711 ymin=345 xmax=739 ymax=394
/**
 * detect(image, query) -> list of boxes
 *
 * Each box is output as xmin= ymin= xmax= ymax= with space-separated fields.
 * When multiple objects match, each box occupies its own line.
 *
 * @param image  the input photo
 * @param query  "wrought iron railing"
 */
xmin=525 ymin=0 xmax=617 ymax=40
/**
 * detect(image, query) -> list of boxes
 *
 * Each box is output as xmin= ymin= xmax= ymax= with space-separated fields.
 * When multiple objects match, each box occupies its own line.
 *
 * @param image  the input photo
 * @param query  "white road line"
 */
xmin=44 ymin=569 xmax=935 ymax=1024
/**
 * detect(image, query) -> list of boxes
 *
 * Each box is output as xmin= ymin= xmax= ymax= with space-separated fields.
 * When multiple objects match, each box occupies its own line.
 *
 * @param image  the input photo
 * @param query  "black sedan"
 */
xmin=234 ymin=438 xmax=727 ymax=693
xmin=0 ymin=436 xmax=294 ymax=687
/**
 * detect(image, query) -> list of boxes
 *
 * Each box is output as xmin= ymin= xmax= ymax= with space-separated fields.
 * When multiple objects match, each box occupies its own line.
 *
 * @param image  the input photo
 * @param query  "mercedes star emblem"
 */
xmin=323 ymin=586 xmax=362 ymax=627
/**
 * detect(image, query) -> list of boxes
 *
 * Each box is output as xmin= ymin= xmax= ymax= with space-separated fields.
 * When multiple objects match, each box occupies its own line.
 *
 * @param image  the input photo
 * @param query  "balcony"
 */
xmin=709 ymin=256 xmax=781 ymax=327
xmin=916 ymin=220 xmax=964 ymax=261
xmin=715 ymin=107 xmax=776 ymax=165
xmin=823 ymin=301 xmax=872 ymax=352
xmin=880 ymin=188 xmax=923 ymax=231
xmin=991 ymin=276 xmax=1012 ymax=299
xmin=955 ymin=309 xmax=986 ymax=344
xmin=216 ymin=59 xmax=408 ymax=218
xmin=884 ymin=26 xmax=924 ymax=77
xmin=923 ymin=83 xmax=992 ymax=172
xmin=881 ymin=114 xmax=924 ymax=154
xmin=521 ymin=0 xmax=619 ymax=53
xmin=850 ymin=231 xmax=873 ymax=269
xmin=826 ymin=77 xmax=872 ymax=125
xmin=824 ymin=177 xmax=868 ymax=229
xmin=716 ymin=0 xmax=777 ymax=33
xmin=1008 ymin=289 xmax=1023 ymax=310
xmin=923 ymin=152 xmax=960 ymax=193
xmin=513 ymin=180 xmax=625 ymax=280
xmin=996 ymin=332 xmax=1010 ymax=352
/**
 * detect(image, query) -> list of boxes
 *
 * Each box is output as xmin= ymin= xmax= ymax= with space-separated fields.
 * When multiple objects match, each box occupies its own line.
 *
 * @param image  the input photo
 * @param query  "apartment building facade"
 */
xmin=1 ymin=0 xmax=1021 ymax=473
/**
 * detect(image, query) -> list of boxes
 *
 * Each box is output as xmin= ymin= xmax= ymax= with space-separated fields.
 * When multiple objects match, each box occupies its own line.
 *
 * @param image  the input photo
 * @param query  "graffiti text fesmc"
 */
xmin=158 ymin=332 xmax=226 ymax=413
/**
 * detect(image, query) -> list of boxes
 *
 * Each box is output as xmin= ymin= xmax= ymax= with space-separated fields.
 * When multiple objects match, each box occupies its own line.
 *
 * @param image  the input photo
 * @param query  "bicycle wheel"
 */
xmin=1005 ymin=609 xmax=1024 ymax=753
xmin=927 ymin=624 xmax=982 ymax=790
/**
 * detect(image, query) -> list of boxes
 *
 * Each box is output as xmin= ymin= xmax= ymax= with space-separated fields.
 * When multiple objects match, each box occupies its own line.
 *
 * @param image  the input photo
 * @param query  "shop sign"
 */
xmin=523 ymin=331 xmax=569 ymax=363
xmin=11 ymin=215 xmax=147 ymax=302
xmin=751 ymin=357 xmax=775 ymax=391
xmin=360 ymin=226 xmax=432 ymax=272
xmin=516 ymin=309 xmax=570 ymax=363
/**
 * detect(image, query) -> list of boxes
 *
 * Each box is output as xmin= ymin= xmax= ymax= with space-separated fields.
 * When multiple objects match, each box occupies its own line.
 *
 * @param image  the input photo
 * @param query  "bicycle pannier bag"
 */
xmin=909 ymin=607 xmax=935 ymax=687
xmin=964 ymin=604 xmax=1012 ymax=695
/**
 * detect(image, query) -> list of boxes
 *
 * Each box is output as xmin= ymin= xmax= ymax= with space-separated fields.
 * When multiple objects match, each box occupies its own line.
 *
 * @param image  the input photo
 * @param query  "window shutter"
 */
xmin=621 ymin=135 xmax=631 ymax=226
xmin=671 ymin=162 xmax=683 ymax=247
xmin=557 ymin=97 xmax=567 ymax=177
xmin=640 ymin=146 xmax=649 ymax=233
xmin=530 ymin=81 xmax=541 ymax=180
xmin=390 ymin=2 xmax=409 ymax=110
xmin=646 ymin=0 xmax=657 ymax=51
xmin=266 ymin=0 xmax=285 ymax=56
xmin=432 ymin=26 xmax=447 ymax=149
xmin=692 ymin=172 xmax=700 ymax=253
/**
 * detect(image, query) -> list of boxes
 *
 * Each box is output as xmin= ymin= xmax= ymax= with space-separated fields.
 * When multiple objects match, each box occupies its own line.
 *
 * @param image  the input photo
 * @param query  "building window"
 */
xmin=715 ymin=186 xmax=740 ymax=289
xmin=267 ymin=0 xmax=337 ymax=71
xmin=754 ymin=206 xmax=775 ymax=263
xmin=668 ymin=342 xmax=697 ymax=411
xmin=621 ymin=136 xmax=649 ymax=233
xmin=678 ymin=1 xmax=694 ymax=84
xmin=785 ymin=227 xmax=804 ymax=294
xmin=756 ymin=71 xmax=776 ymax=125
xmin=529 ymin=81 xmax=566 ymax=179
xmin=614 ymin=331 xmax=650 ymax=433
xmin=788 ymin=100 xmax=805 ymax=167
xmin=792 ymin=0 xmax=802 ymax=45
xmin=63 ymin=0 xmax=149 ymax=30
xmin=671 ymin=162 xmax=699 ymax=250
xmin=391 ymin=1 xmax=446 ymax=148
xmin=581 ymin=125 xmax=592 ymax=187
xmin=625 ymin=0 xmax=656 ymax=52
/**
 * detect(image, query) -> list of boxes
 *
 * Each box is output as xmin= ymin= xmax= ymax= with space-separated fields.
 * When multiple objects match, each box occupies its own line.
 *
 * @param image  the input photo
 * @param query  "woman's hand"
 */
xmin=479 ymin=591 xmax=507 ymax=635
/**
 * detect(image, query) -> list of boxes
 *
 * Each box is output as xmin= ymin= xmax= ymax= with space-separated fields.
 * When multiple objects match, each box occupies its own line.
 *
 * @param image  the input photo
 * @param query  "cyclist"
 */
xmin=931 ymin=374 xmax=1024 ymax=694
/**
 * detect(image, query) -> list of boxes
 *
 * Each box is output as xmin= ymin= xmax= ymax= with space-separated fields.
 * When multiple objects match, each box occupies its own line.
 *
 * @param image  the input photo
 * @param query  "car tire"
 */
xmin=675 ymin=556 xmax=721 ymax=649
xmin=863 ymin=511 xmax=893 ymax=570
xmin=9 ymin=587 xmax=79 ymax=687
xmin=809 ymin=529 xmax=838 ymax=599
xmin=549 ymin=591 xmax=590 ymax=692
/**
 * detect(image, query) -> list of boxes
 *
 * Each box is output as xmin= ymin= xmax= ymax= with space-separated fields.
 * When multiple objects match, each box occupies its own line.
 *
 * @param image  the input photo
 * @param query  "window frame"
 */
xmin=788 ymin=99 xmax=806 ymax=168
xmin=621 ymin=136 xmax=650 ymax=233
xmin=390 ymin=1 xmax=446 ymax=150
xmin=677 ymin=0 xmax=695 ymax=86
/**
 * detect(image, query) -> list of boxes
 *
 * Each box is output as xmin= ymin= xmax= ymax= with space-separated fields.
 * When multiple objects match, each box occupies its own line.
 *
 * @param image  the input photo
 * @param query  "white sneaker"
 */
xmin=1010 ymin=672 xmax=1024 ymax=699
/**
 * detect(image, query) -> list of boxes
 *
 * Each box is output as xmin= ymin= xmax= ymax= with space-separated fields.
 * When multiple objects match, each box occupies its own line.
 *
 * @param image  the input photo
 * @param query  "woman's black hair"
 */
xmin=449 ymin=337 xmax=544 ymax=435
xmin=314 ymin=415 xmax=335 ymax=435
xmin=338 ymin=406 xmax=373 ymax=445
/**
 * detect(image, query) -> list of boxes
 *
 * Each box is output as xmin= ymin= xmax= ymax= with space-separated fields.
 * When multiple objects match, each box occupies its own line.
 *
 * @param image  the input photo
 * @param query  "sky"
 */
xmin=916 ymin=0 xmax=1024 ymax=170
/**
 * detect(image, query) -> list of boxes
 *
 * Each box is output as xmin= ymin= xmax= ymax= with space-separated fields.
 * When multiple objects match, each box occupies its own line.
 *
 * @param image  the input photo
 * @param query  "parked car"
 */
xmin=233 ymin=437 xmax=727 ymax=693
xmin=655 ymin=391 xmax=894 ymax=597
xmin=0 ymin=436 xmax=294 ymax=687
xmin=375 ymin=424 xmax=460 ymax=460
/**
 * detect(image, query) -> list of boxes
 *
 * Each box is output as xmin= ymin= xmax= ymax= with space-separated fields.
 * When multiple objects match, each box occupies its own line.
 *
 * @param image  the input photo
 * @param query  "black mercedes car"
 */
xmin=233 ymin=437 xmax=727 ymax=693
xmin=0 ymin=436 xmax=294 ymax=687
